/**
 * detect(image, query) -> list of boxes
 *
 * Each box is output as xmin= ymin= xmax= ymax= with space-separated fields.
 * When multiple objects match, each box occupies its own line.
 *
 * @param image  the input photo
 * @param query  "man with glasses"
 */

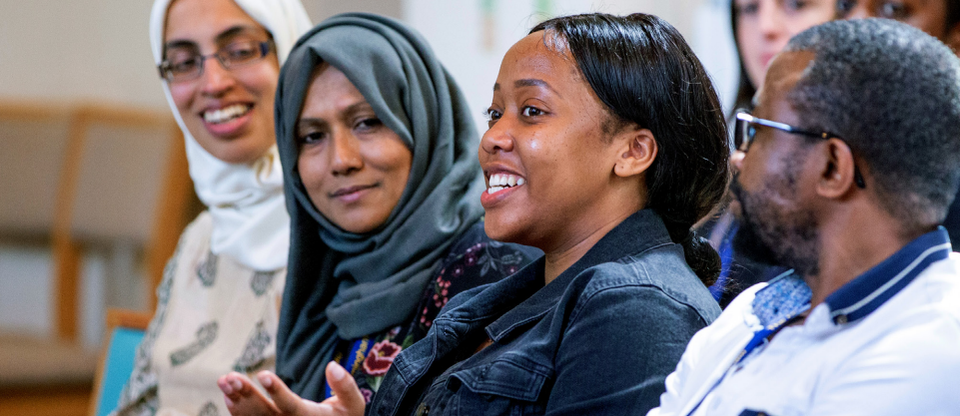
xmin=649 ymin=18 xmax=960 ymax=416
xmin=836 ymin=0 xmax=960 ymax=252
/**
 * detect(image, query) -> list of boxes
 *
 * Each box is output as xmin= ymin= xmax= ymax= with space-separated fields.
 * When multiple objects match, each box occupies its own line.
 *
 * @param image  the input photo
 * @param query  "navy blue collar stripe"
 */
xmin=830 ymin=242 xmax=951 ymax=320
xmin=825 ymin=228 xmax=951 ymax=324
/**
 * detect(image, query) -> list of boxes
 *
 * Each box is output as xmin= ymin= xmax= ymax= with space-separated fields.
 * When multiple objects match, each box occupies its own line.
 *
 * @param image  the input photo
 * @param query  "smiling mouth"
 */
xmin=486 ymin=173 xmax=525 ymax=194
xmin=330 ymin=184 xmax=378 ymax=198
xmin=203 ymin=104 xmax=252 ymax=124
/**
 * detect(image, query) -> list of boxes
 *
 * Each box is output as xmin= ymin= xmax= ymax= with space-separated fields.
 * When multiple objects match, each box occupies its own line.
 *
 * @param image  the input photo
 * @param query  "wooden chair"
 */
xmin=0 ymin=102 xmax=73 ymax=242
xmin=52 ymin=103 xmax=193 ymax=340
xmin=0 ymin=101 xmax=194 ymax=416
xmin=87 ymin=309 xmax=152 ymax=416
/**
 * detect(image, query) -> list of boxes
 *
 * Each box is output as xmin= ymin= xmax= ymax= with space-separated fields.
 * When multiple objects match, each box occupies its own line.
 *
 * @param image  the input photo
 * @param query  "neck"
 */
xmin=543 ymin=209 xmax=636 ymax=285
xmin=803 ymin=203 xmax=927 ymax=307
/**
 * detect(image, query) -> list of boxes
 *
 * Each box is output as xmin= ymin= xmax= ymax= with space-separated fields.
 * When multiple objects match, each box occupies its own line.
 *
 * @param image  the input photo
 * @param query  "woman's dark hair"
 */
xmin=530 ymin=13 xmax=730 ymax=285
xmin=731 ymin=1 xmax=756 ymax=113
xmin=949 ymin=0 xmax=960 ymax=32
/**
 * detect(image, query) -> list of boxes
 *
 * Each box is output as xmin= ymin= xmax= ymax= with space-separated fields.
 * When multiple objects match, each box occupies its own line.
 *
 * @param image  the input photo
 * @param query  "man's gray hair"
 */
xmin=784 ymin=18 xmax=960 ymax=229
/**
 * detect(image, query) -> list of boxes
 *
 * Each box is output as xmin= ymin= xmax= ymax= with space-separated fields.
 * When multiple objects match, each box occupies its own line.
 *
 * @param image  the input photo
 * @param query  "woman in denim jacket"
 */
xmin=221 ymin=12 xmax=729 ymax=416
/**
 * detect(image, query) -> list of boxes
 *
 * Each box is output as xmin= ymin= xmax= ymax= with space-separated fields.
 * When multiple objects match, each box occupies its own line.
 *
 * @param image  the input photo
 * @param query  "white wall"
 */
xmin=0 ymin=0 xmax=403 ymax=110
xmin=0 ymin=0 xmax=735 ymax=126
xmin=404 ymin=0 xmax=739 ymax=135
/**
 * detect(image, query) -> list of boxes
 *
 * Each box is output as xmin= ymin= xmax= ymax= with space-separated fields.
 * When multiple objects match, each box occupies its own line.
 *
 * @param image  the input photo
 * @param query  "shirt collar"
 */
xmin=824 ymin=227 xmax=952 ymax=324
xmin=485 ymin=209 xmax=674 ymax=342
xmin=751 ymin=227 xmax=952 ymax=327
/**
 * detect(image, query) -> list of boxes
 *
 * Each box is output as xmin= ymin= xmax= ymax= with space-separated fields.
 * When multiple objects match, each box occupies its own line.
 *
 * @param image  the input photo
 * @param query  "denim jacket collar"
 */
xmin=473 ymin=209 xmax=674 ymax=342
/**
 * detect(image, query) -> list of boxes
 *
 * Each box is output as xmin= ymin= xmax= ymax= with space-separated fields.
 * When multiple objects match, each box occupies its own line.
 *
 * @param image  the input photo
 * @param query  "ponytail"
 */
xmin=662 ymin=220 xmax=721 ymax=286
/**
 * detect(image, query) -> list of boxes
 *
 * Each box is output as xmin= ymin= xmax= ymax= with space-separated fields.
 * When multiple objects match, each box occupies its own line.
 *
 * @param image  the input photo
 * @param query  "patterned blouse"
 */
xmin=112 ymin=212 xmax=287 ymax=416
xmin=324 ymin=222 xmax=538 ymax=403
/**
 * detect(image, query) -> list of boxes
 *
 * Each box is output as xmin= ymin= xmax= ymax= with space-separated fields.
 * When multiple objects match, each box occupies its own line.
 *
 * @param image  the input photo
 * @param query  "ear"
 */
xmin=946 ymin=20 xmax=960 ymax=54
xmin=613 ymin=127 xmax=658 ymax=179
xmin=816 ymin=138 xmax=861 ymax=199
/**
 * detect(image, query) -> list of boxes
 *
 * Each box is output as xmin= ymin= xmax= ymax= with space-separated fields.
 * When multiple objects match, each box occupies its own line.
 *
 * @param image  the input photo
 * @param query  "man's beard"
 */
xmin=730 ymin=173 xmax=821 ymax=277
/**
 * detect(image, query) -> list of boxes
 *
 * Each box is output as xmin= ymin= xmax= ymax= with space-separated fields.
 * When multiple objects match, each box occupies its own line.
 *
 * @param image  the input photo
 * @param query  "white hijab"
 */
xmin=148 ymin=0 xmax=311 ymax=271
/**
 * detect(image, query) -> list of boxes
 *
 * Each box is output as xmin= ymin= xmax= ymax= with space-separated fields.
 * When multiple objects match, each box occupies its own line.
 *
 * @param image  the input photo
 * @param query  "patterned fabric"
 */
xmin=325 ymin=223 xmax=537 ymax=402
xmin=750 ymin=272 xmax=810 ymax=330
xmin=111 ymin=212 xmax=287 ymax=416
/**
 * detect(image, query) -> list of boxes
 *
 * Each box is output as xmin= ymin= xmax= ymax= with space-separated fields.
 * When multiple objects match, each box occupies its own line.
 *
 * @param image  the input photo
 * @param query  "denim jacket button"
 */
xmin=415 ymin=402 xmax=429 ymax=416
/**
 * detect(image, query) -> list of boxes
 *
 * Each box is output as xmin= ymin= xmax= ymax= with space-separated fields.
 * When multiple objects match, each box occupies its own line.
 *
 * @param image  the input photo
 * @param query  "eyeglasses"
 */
xmin=735 ymin=111 xmax=866 ymax=189
xmin=158 ymin=40 xmax=274 ymax=83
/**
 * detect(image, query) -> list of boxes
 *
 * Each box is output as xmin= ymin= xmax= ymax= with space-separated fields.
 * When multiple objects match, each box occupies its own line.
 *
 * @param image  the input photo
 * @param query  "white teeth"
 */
xmin=203 ymin=104 xmax=251 ymax=124
xmin=486 ymin=173 xmax=525 ymax=194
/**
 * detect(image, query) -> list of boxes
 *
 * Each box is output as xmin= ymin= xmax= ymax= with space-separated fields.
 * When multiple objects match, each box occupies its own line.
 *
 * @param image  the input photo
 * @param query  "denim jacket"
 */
xmin=368 ymin=209 xmax=722 ymax=416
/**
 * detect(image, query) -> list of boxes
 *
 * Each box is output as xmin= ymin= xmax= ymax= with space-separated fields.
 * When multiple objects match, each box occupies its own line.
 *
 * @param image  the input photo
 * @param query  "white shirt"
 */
xmin=649 ymin=229 xmax=960 ymax=416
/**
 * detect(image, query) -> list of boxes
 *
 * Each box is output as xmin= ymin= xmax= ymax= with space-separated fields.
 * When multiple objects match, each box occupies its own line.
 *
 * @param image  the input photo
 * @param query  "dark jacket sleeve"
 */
xmin=546 ymin=283 xmax=710 ymax=415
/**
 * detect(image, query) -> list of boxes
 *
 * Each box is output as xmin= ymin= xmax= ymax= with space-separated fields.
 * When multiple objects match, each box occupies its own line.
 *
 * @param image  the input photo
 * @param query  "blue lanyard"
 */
xmin=684 ymin=272 xmax=809 ymax=416
xmin=683 ymin=328 xmax=773 ymax=416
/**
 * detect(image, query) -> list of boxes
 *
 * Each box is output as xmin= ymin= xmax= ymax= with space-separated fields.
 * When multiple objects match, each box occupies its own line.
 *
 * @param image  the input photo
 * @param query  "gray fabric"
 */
xmin=274 ymin=13 xmax=484 ymax=400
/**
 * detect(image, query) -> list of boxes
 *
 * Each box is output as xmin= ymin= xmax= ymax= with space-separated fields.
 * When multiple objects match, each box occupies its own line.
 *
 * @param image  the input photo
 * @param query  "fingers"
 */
xmin=323 ymin=362 xmax=366 ymax=416
xmin=217 ymin=371 xmax=280 ymax=415
xmin=258 ymin=371 xmax=313 ymax=415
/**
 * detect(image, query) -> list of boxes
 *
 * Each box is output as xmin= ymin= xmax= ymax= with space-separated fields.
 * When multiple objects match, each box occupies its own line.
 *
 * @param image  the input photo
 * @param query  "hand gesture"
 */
xmin=218 ymin=362 xmax=365 ymax=416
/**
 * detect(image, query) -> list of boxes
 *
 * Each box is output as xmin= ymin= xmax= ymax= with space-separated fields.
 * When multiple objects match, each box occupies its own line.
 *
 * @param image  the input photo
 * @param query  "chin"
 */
xmin=482 ymin=215 xmax=516 ymax=244
xmin=483 ymin=213 xmax=537 ymax=247
xmin=207 ymin=139 xmax=272 ymax=165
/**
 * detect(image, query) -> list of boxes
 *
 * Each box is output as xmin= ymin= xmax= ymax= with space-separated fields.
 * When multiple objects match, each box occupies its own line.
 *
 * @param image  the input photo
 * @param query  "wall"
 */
xmin=0 ymin=0 xmax=402 ymax=110
xmin=404 ymin=0 xmax=738 ymax=134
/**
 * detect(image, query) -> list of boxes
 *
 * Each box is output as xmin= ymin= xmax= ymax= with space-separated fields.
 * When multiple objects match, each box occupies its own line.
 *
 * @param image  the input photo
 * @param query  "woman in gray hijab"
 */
xmin=217 ymin=12 xmax=538 ymax=410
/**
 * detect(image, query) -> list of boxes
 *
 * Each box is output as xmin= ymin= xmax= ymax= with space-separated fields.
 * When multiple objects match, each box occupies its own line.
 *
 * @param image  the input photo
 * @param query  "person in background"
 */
xmin=112 ymin=0 xmax=311 ymax=415
xmin=221 ymin=12 xmax=730 ymax=416
xmin=650 ymin=18 xmax=960 ymax=415
xmin=729 ymin=0 xmax=837 ymax=111
xmin=837 ymin=0 xmax=960 ymax=250
xmin=701 ymin=0 xmax=837 ymax=307
xmin=216 ymin=12 xmax=538 ymax=410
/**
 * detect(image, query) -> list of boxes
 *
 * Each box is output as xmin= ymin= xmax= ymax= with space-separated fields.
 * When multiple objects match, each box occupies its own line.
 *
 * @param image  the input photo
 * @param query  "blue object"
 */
xmin=93 ymin=327 xmax=145 ymax=416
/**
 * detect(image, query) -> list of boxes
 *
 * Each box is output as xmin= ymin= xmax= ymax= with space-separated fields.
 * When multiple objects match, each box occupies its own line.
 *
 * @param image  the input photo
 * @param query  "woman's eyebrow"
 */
xmin=163 ymin=25 xmax=265 ymax=51
xmin=297 ymin=117 xmax=330 ymax=132
xmin=164 ymin=39 xmax=197 ymax=50
xmin=492 ymin=79 xmax=562 ymax=97
xmin=215 ymin=25 xmax=268 ymax=43
xmin=342 ymin=101 xmax=375 ymax=117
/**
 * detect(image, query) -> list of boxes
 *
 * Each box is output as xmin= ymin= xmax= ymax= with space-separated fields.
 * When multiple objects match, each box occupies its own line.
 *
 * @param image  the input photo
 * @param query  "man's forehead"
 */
xmin=755 ymin=50 xmax=817 ymax=116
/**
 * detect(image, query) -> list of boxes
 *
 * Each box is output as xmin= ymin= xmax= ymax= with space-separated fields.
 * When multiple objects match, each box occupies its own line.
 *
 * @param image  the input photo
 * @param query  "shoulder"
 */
xmin=178 ymin=211 xmax=214 ymax=249
xmin=444 ymin=221 xmax=540 ymax=260
xmin=569 ymin=243 xmax=721 ymax=324
xmin=439 ymin=220 xmax=541 ymax=279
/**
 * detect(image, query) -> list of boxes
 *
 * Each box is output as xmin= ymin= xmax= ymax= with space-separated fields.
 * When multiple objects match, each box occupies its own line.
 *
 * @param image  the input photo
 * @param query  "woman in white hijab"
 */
xmin=112 ymin=0 xmax=310 ymax=415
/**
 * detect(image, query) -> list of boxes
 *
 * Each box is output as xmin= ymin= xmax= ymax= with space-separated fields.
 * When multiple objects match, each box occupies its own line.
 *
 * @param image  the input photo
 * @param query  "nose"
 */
xmin=757 ymin=1 xmax=784 ymax=39
xmin=480 ymin=118 xmax=515 ymax=156
xmin=198 ymin=57 xmax=236 ymax=96
xmin=330 ymin=130 xmax=363 ymax=176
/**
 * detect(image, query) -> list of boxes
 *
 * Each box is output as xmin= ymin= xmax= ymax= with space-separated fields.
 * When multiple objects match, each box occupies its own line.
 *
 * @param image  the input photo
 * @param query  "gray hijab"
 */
xmin=274 ymin=13 xmax=484 ymax=399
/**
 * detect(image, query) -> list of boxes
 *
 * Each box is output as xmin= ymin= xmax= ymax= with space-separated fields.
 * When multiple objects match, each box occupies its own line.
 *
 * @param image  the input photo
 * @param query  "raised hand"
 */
xmin=218 ymin=362 xmax=365 ymax=416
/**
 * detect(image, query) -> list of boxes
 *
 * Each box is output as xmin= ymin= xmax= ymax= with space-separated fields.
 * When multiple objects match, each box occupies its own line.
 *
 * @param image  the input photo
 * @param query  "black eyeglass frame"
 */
xmin=157 ymin=40 xmax=274 ymax=83
xmin=735 ymin=111 xmax=866 ymax=189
